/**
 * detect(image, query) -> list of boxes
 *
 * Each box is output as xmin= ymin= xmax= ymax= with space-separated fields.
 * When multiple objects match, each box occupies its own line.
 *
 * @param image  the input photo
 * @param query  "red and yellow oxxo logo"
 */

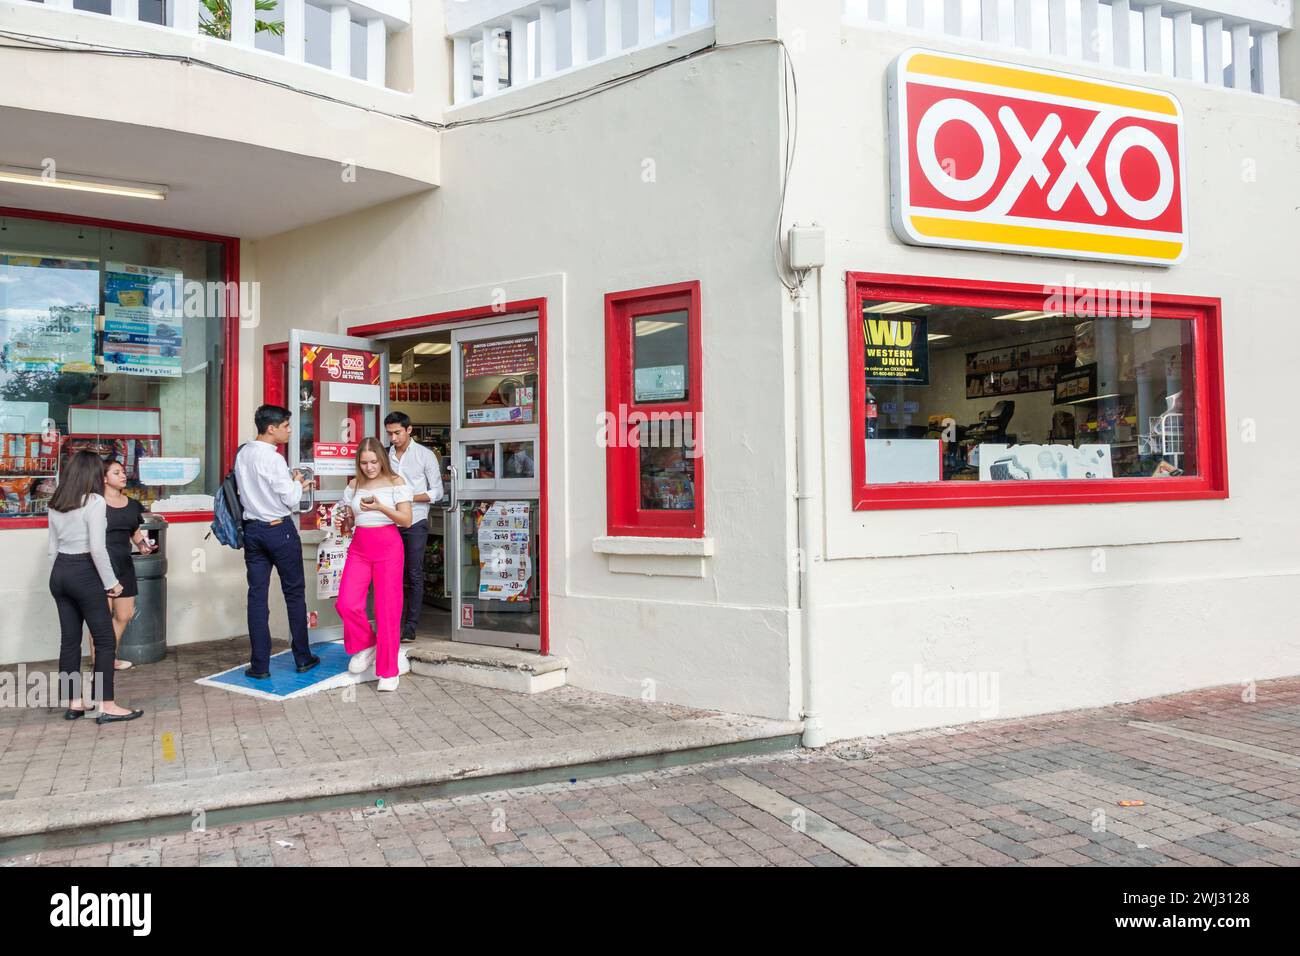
xmin=889 ymin=49 xmax=1187 ymax=266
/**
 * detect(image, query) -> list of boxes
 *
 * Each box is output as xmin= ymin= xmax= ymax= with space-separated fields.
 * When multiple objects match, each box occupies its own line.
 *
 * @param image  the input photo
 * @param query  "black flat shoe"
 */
xmin=244 ymin=668 xmax=271 ymax=680
xmin=400 ymin=633 xmax=417 ymax=644
xmin=64 ymin=708 xmax=90 ymax=720
xmin=295 ymin=655 xmax=321 ymax=674
xmin=96 ymin=709 xmax=143 ymax=725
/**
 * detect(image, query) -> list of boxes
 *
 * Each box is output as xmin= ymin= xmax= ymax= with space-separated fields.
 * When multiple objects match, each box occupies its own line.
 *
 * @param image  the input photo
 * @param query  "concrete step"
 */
xmin=404 ymin=638 xmax=568 ymax=694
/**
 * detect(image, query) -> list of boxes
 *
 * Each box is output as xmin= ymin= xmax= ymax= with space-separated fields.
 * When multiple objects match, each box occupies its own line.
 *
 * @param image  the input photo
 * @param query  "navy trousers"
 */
xmin=244 ymin=520 xmax=311 ymax=673
xmin=398 ymin=519 xmax=430 ymax=637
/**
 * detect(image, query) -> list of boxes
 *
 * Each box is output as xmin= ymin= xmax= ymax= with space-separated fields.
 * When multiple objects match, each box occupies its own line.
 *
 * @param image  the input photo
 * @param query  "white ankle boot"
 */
xmin=348 ymin=646 xmax=377 ymax=675
xmin=376 ymin=676 xmax=399 ymax=692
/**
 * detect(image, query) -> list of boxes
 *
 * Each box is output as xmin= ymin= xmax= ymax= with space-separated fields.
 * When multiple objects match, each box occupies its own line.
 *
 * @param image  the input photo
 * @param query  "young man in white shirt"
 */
xmin=235 ymin=404 xmax=317 ymax=679
xmin=384 ymin=412 xmax=445 ymax=643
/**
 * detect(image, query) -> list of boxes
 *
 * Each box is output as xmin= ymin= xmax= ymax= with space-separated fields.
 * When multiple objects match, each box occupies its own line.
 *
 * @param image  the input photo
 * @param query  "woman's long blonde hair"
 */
xmin=354 ymin=436 xmax=399 ymax=485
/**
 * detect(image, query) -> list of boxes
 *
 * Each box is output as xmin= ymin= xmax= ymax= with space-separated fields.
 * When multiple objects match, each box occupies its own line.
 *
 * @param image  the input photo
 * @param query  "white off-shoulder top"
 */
xmin=339 ymin=479 xmax=412 ymax=528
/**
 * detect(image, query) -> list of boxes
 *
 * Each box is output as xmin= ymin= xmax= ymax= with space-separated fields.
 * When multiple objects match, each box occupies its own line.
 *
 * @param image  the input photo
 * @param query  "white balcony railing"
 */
xmin=445 ymin=0 xmax=715 ymax=106
xmin=844 ymin=0 xmax=1292 ymax=97
xmin=4 ymin=0 xmax=411 ymax=89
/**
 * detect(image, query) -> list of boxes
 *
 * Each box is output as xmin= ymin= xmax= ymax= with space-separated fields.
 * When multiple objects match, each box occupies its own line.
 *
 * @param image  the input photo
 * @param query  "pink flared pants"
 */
xmin=334 ymin=525 xmax=405 ymax=679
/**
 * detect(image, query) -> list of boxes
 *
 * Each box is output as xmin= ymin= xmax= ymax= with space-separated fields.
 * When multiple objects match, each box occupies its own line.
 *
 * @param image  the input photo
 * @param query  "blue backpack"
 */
xmin=207 ymin=444 xmax=247 ymax=550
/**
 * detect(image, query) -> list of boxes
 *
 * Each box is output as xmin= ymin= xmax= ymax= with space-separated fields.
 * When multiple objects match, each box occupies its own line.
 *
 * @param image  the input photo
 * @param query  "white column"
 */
xmin=1230 ymin=22 xmax=1251 ymax=90
xmin=980 ymin=0 xmax=999 ymax=43
xmin=604 ymin=0 xmax=623 ymax=54
xmin=867 ymin=0 xmax=887 ymax=20
xmin=453 ymin=35 xmax=473 ymax=104
xmin=672 ymin=0 xmax=691 ymax=34
xmin=173 ymin=0 xmax=199 ymax=34
xmin=512 ymin=15 xmax=530 ymax=83
xmin=943 ymin=0 xmax=961 ymax=36
xmin=1203 ymin=18 xmax=1224 ymax=87
xmin=330 ymin=5 xmax=352 ymax=74
xmin=539 ymin=5 xmax=557 ymax=76
xmin=1080 ymin=0 xmax=1099 ymax=62
xmin=1171 ymin=10 xmax=1192 ymax=80
xmin=1142 ymin=3 xmax=1162 ymax=73
xmin=283 ymin=0 xmax=305 ymax=61
xmin=366 ymin=19 xmax=387 ymax=86
xmin=1258 ymin=30 xmax=1280 ymax=96
xmin=637 ymin=0 xmax=655 ymax=46
xmin=1112 ymin=0 xmax=1131 ymax=68
xmin=1048 ymin=0 xmax=1066 ymax=56
xmin=111 ymin=0 xmax=139 ymax=20
xmin=572 ymin=0 xmax=590 ymax=65
xmin=482 ymin=27 xmax=500 ymax=94
xmin=906 ymin=0 xmax=925 ymax=30
xmin=1013 ymin=0 xmax=1032 ymax=50
xmin=231 ymin=0 xmax=255 ymax=47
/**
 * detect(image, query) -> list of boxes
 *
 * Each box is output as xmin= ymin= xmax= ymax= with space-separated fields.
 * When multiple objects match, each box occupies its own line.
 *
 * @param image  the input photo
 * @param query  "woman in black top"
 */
xmin=102 ymin=459 xmax=160 ymax=671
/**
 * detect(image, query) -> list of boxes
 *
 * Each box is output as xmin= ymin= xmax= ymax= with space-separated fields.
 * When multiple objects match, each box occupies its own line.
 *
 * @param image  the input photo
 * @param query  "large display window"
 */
xmin=0 ymin=209 xmax=237 ymax=525
xmin=847 ymin=273 xmax=1227 ymax=510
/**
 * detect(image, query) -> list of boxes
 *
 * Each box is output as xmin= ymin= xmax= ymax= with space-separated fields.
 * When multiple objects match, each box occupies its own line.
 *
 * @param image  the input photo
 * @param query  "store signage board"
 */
xmin=302 ymin=344 xmax=381 ymax=385
xmin=312 ymin=442 xmax=358 ymax=476
xmin=103 ymin=263 xmax=184 ymax=377
xmin=138 ymin=457 xmax=200 ymax=485
xmin=863 ymin=314 xmax=929 ymax=385
xmin=888 ymin=49 xmax=1187 ymax=266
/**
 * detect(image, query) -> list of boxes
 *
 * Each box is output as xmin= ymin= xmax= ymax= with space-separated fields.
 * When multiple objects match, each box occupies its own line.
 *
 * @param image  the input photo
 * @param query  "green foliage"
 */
xmin=199 ymin=0 xmax=286 ymax=41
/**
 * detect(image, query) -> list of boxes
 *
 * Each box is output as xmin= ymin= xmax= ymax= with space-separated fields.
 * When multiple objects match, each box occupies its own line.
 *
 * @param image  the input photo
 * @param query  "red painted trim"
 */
xmin=846 ymin=272 xmax=1229 ymax=510
xmin=263 ymin=342 xmax=289 ymax=459
xmin=0 ymin=207 xmax=239 ymax=528
xmin=347 ymin=298 xmax=552 ymax=657
xmin=604 ymin=281 xmax=704 ymax=538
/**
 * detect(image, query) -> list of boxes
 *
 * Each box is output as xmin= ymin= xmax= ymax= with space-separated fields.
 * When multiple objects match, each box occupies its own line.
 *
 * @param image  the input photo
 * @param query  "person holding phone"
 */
xmin=100 ymin=458 xmax=162 ymax=672
xmin=335 ymin=437 xmax=413 ymax=691
xmin=236 ymin=404 xmax=317 ymax=680
xmin=48 ymin=450 xmax=142 ymax=724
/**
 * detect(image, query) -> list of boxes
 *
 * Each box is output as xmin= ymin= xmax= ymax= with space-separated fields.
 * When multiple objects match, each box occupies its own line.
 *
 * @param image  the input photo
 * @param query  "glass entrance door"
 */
xmin=444 ymin=318 xmax=541 ymax=650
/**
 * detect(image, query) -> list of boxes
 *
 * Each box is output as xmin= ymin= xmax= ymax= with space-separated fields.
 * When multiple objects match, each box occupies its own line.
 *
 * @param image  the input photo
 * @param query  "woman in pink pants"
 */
xmin=334 ymin=437 xmax=413 ymax=691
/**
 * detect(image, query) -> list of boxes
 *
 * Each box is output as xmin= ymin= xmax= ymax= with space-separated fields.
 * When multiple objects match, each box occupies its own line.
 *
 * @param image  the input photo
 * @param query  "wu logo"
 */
xmin=865 ymin=319 xmax=914 ymax=348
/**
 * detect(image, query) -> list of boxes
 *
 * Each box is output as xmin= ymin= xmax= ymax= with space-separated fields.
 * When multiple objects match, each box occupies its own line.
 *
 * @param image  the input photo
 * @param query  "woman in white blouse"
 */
xmin=47 ymin=450 xmax=143 ymax=724
xmin=334 ymin=437 xmax=413 ymax=691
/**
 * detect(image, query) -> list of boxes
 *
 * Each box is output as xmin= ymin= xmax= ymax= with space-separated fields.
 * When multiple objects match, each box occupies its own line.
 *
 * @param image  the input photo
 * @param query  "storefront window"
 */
xmin=605 ymin=282 xmax=704 ymax=537
xmin=848 ymin=274 xmax=1227 ymax=510
xmin=0 ymin=213 xmax=230 ymax=521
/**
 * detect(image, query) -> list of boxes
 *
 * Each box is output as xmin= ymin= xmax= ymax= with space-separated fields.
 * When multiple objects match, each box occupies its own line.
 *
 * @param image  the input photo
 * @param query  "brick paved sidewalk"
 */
xmin=0 ymin=638 xmax=719 ymax=809
xmin=6 ymin=676 xmax=1299 ymax=867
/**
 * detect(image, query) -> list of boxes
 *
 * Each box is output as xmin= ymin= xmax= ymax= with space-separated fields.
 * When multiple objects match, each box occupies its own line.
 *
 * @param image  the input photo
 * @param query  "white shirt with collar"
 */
xmin=388 ymin=439 xmax=444 ymax=525
xmin=235 ymin=439 xmax=301 ymax=522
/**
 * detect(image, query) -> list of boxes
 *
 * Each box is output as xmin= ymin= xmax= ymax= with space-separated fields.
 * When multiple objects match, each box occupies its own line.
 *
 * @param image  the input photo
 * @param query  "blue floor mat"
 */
xmin=196 ymin=640 xmax=364 ymax=701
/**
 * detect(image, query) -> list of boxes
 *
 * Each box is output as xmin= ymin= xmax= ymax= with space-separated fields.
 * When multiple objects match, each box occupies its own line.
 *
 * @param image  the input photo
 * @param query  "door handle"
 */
xmin=446 ymin=464 xmax=459 ymax=512
xmin=297 ymin=465 xmax=316 ymax=514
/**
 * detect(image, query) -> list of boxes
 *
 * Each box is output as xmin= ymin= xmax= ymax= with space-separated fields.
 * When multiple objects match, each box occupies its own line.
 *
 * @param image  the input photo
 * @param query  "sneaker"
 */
xmin=376 ymin=676 xmax=400 ymax=692
xmin=397 ymin=650 xmax=411 ymax=676
xmin=400 ymin=630 xmax=417 ymax=644
xmin=348 ymin=646 xmax=377 ymax=675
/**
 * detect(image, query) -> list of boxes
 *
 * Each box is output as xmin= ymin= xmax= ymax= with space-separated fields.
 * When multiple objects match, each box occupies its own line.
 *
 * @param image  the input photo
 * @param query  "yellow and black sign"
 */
xmin=863 ymin=314 xmax=929 ymax=384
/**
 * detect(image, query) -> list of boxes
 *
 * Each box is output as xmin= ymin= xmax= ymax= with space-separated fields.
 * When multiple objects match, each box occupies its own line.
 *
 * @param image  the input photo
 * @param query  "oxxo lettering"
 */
xmin=889 ymin=49 xmax=1188 ymax=266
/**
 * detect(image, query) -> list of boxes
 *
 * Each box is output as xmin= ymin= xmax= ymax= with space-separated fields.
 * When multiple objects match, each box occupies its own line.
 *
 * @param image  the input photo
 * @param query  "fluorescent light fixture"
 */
xmin=0 ymin=165 xmax=168 ymax=201
xmin=635 ymin=320 xmax=683 ymax=337
xmin=864 ymin=302 xmax=927 ymax=314
xmin=1065 ymin=393 xmax=1120 ymax=405
xmin=388 ymin=364 xmax=402 ymax=376
xmin=413 ymin=342 xmax=452 ymax=355
xmin=992 ymin=310 xmax=1056 ymax=322
xmin=927 ymin=333 xmax=951 ymax=342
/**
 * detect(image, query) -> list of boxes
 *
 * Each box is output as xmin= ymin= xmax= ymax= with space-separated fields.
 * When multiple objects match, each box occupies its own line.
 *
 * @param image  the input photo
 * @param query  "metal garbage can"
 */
xmin=120 ymin=514 xmax=167 ymax=664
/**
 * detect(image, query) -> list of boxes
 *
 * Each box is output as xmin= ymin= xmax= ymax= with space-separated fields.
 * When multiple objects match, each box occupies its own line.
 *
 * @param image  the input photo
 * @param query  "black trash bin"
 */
xmin=119 ymin=515 xmax=167 ymax=665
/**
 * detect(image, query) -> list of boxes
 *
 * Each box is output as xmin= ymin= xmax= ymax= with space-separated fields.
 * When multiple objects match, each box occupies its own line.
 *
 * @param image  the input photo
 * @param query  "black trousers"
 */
xmin=50 ymin=553 xmax=116 ymax=703
xmin=398 ymin=519 xmax=430 ymax=637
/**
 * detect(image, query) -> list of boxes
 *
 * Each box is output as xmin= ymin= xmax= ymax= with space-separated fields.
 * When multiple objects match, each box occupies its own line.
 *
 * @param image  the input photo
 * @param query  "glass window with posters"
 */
xmin=0 ymin=212 xmax=233 ymax=523
xmin=847 ymin=274 xmax=1228 ymax=510
xmin=460 ymin=334 xmax=538 ymax=428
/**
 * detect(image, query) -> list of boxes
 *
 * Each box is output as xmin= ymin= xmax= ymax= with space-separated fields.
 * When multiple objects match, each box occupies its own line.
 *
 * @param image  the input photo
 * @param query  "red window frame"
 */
xmin=604 ymin=281 xmax=704 ymax=537
xmin=0 ymin=206 xmax=240 ymax=528
xmin=847 ymin=272 xmax=1228 ymax=510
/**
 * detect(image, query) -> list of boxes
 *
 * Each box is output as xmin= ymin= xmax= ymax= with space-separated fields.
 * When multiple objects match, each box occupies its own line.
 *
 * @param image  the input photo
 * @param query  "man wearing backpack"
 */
xmin=235 ymin=404 xmax=318 ymax=679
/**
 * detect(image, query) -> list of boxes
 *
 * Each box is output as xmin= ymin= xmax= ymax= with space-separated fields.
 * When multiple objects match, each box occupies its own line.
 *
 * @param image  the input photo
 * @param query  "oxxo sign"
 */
xmin=888 ymin=49 xmax=1188 ymax=266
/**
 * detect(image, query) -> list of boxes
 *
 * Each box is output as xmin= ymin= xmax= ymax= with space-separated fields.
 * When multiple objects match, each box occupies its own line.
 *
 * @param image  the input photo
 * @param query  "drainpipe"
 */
xmin=792 ymin=267 xmax=826 ymax=749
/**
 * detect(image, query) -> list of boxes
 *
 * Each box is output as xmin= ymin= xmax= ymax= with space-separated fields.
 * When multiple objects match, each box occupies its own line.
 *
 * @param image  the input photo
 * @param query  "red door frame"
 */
xmin=0 ymin=205 xmax=239 ymax=528
xmin=348 ymin=299 xmax=551 ymax=656
xmin=263 ymin=342 xmax=289 ymax=459
xmin=847 ymin=272 xmax=1229 ymax=510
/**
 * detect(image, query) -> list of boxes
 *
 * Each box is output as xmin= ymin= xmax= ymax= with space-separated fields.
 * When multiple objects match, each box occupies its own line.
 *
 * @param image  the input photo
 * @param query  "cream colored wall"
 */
xmin=782 ymin=0 xmax=1300 ymax=739
xmin=245 ymin=5 xmax=797 ymax=719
